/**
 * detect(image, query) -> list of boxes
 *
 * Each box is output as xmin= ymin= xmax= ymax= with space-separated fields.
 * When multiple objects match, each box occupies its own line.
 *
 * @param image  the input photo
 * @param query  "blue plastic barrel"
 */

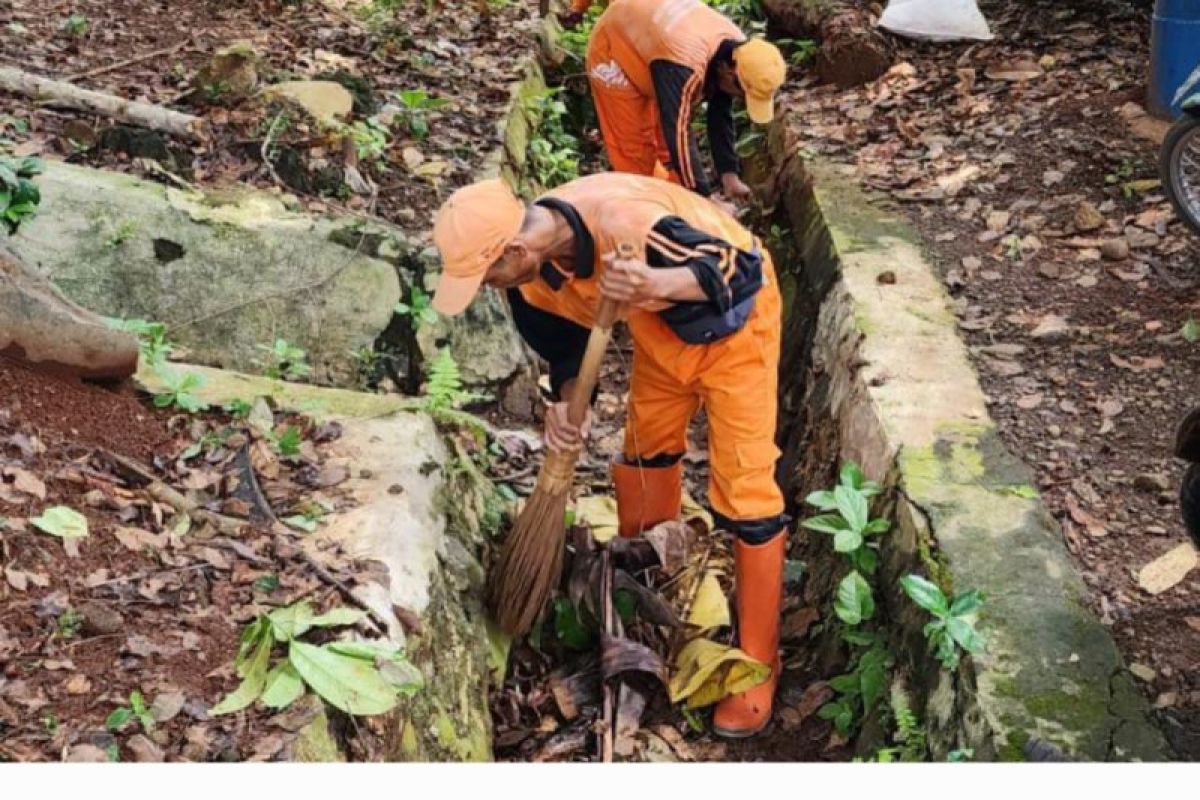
xmin=1149 ymin=0 xmax=1200 ymax=119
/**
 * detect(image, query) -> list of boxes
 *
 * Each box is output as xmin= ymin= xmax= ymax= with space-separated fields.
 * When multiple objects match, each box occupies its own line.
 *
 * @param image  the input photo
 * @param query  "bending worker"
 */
xmin=583 ymin=0 xmax=786 ymax=208
xmin=429 ymin=173 xmax=787 ymax=738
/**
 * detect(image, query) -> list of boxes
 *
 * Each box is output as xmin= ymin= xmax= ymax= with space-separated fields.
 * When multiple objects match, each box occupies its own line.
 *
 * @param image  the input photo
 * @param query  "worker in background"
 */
xmin=429 ymin=174 xmax=787 ymax=738
xmin=582 ymin=0 xmax=786 ymax=213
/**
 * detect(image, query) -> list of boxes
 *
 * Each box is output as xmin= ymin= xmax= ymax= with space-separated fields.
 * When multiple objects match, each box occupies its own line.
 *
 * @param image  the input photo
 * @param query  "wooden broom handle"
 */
xmin=564 ymin=243 xmax=633 ymax=427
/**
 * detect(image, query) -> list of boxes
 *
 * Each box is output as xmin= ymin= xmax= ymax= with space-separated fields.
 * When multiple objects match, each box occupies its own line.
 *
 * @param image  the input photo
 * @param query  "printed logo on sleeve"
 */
xmin=590 ymin=60 xmax=632 ymax=89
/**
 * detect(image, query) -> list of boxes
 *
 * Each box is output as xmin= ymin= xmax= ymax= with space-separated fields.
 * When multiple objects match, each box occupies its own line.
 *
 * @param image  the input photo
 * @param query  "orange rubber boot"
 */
xmin=611 ymin=459 xmax=682 ymax=539
xmin=713 ymin=531 xmax=786 ymax=738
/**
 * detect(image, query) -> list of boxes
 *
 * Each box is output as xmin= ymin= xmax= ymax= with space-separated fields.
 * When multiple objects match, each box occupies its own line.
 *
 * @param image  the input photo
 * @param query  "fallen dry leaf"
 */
xmin=1136 ymin=542 xmax=1198 ymax=595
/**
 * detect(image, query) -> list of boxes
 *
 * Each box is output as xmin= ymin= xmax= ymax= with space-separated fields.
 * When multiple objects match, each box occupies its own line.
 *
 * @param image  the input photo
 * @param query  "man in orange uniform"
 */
xmin=429 ymin=174 xmax=787 ymax=737
xmin=583 ymin=0 xmax=786 ymax=206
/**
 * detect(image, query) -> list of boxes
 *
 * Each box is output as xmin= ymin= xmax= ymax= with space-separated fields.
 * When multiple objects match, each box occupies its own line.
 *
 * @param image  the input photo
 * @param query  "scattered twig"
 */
xmin=65 ymin=35 xmax=198 ymax=82
xmin=600 ymin=549 xmax=615 ymax=763
xmin=100 ymin=449 xmax=391 ymax=631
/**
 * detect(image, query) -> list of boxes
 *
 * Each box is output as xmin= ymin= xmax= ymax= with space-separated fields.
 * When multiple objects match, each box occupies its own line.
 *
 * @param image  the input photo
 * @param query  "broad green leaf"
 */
xmin=287 ymin=641 xmax=399 ymax=716
xmin=828 ymin=673 xmax=860 ymax=695
xmin=234 ymin=617 xmax=272 ymax=673
xmin=1184 ymin=318 xmax=1200 ymax=343
xmin=210 ymin=629 xmax=273 ymax=715
xmin=900 ymin=574 xmax=949 ymax=616
xmin=835 ymin=709 xmax=854 ymax=736
xmin=553 ymin=597 xmax=593 ymax=650
xmin=858 ymin=649 xmax=889 ymax=712
xmin=832 ymin=528 xmax=864 ymax=554
xmin=281 ymin=514 xmax=318 ymax=533
xmin=863 ymin=518 xmax=890 ymax=535
xmin=378 ymin=658 xmax=424 ymax=696
xmin=268 ymin=602 xmax=315 ymax=641
xmin=853 ymin=546 xmax=878 ymax=576
xmin=105 ymin=707 xmax=133 ymax=732
xmin=833 ymin=485 xmax=868 ymax=532
xmin=327 ymin=640 xmax=403 ymax=662
xmin=947 ymin=618 xmax=986 ymax=654
xmin=31 ymin=506 xmax=88 ymax=540
xmin=260 ymin=661 xmax=305 ymax=709
xmin=949 ymin=589 xmax=984 ymax=617
xmin=842 ymin=629 xmax=877 ymax=648
xmin=326 ymin=641 xmax=424 ymax=696
xmin=309 ymin=607 xmax=366 ymax=629
xmin=804 ymin=489 xmax=837 ymax=511
xmin=817 ymin=702 xmax=843 ymax=721
xmin=839 ymin=462 xmax=865 ymax=490
xmin=801 ymin=513 xmax=849 ymax=535
xmin=834 ymin=570 xmax=874 ymax=626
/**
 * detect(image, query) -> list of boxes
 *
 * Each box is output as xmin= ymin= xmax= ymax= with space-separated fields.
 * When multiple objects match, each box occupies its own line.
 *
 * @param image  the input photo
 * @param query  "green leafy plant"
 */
xmin=42 ymin=713 xmax=59 ymax=735
xmin=258 ymin=338 xmax=312 ymax=382
xmin=395 ymin=89 xmax=449 ymax=140
xmin=210 ymin=601 xmax=423 ymax=717
xmin=803 ymin=462 xmax=887 ymax=576
xmin=344 ymin=117 xmax=391 ymax=165
xmin=104 ymin=220 xmax=137 ymax=248
xmin=777 ymin=37 xmax=818 ymax=66
xmin=422 ymin=348 xmax=483 ymax=411
xmin=253 ymin=574 xmax=280 ymax=593
xmin=552 ymin=597 xmax=593 ymax=650
xmin=818 ymin=642 xmax=890 ymax=736
xmin=56 ymin=607 xmax=83 ymax=639
xmin=1183 ymin=318 xmax=1199 ymax=343
xmin=104 ymin=317 xmax=175 ymax=365
xmin=866 ymin=699 xmax=927 ymax=762
xmin=105 ymin=690 xmax=154 ymax=733
xmin=225 ymin=398 xmax=253 ymax=419
xmin=394 ymin=285 xmax=439 ymax=329
xmin=282 ymin=498 xmax=331 ymax=532
xmin=899 ymin=574 xmax=986 ymax=671
xmin=59 ymin=14 xmax=88 ymax=37
xmin=0 ymin=152 xmax=42 ymax=233
xmin=152 ymin=366 xmax=208 ymax=412
xmin=526 ymin=88 xmax=580 ymax=188
xmin=273 ymin=425 xmax=303 ymax=458
xmin=559 ymin=4 xmax=603 ymax=64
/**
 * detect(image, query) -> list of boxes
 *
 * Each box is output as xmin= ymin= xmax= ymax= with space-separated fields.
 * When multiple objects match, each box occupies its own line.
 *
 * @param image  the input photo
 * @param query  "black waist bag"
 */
xmin=656 ymin=246 xmax=764 ymax=345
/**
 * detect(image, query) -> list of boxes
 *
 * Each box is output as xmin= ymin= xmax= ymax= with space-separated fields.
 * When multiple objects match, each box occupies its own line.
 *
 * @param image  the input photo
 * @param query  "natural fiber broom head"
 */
xmin=487 ymin=450 xmax=576 ymax=635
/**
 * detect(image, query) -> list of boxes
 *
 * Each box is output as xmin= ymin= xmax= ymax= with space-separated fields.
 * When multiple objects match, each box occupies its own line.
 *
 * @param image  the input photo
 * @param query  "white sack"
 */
xmin=878 ymin=0 xmax=994 ymax=43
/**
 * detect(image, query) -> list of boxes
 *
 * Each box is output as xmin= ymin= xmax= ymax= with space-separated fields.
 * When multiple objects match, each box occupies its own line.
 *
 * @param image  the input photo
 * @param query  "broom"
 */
xmin=487 ymin=243 xmax=632 ymax=636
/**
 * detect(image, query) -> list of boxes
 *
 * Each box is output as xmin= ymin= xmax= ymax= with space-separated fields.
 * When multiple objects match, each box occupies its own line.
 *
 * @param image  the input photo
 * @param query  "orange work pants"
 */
xmin=623 ymin=254 xmax=784 ymax=527
xmin=586 ymin=25 xmax=679 ymax=184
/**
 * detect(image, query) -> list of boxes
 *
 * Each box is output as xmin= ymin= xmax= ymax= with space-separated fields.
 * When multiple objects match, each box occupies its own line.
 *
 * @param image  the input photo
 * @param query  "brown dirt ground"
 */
xmin=0 ymin=0 xmax=539 ymax=236
xmin=776 ymin=0 xmax=1200 ymax=758
xmin=1 ymin=357 xmax=365 ymax=762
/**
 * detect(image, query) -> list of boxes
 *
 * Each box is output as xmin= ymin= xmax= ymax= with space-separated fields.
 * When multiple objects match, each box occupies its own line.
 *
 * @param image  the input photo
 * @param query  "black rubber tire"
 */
xmin=1160 ymin=115 xmax=1200 ymax=237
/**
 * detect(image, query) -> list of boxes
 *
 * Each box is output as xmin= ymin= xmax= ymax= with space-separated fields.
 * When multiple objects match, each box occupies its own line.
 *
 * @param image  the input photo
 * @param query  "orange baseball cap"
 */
xmin=430 ymin=179 xmax=526 ymax=315
xmin=733 ymin=39 xmax=786 ymax=125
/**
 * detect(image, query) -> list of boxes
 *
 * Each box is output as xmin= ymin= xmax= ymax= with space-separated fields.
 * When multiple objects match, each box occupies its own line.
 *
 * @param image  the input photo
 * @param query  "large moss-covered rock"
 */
xmin=10 ymin=162 xmax=398 ymax=386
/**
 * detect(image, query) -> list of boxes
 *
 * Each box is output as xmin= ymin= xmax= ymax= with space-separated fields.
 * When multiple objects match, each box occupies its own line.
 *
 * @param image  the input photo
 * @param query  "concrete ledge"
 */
xmin=136 ymin=363 xmax=496 ymax=761
xmin=767 ymin=124 xmax=1168 ymax=761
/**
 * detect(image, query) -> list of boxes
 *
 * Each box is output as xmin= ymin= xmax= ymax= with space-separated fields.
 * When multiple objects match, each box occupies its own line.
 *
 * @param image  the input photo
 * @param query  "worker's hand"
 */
xmin=711 ymin=194 xmax=739 ymax=219
xmin=720 ymin=172 xmax=753 ymax=201
xmin=600 ymin=251 xmax=671 ymax=310
xmin=544 ymin=401 xmax=591 ymax=453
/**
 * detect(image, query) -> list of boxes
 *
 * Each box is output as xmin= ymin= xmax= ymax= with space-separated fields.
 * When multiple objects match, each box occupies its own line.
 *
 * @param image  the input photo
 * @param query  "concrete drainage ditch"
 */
xmin=760 ymin=120 xmax=1168 ymax=761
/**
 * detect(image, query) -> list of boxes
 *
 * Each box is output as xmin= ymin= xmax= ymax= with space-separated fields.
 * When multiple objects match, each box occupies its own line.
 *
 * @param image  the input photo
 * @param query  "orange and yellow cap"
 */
xmin=430 ymin=179 xmax=526 ymax=315
xmin=733 ymin=39 xmax=786 ymax=125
